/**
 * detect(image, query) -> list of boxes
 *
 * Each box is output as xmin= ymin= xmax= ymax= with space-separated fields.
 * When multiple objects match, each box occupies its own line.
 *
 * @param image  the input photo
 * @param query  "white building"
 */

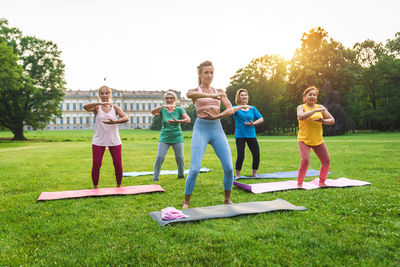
xmin=29 ymin=88 xmax=191 ymax=131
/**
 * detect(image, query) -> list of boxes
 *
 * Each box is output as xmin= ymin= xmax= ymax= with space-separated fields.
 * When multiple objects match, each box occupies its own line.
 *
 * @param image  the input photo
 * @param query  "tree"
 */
xmin=224 ymin=54 xmax=288 ymax=134
xmin=0 ymin=41 xmax=34 ymax=139
xmin=321 ymin=82 xmax=349 ymax=135
xmin=0 ymin=19 xmax=66 ymax=140
xmin=284 ymin=27 xmax=357 ymax=132
xmin=351 ymin=34 xmax=400 ymax=130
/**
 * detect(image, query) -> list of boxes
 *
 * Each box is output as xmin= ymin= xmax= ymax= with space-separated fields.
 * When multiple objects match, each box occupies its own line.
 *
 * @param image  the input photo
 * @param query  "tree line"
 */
xmin=153 ymin=27 xmax=400 ymax=135
xmin=222 ymin=27 xmax=400 ymax=135
xmin=1 ymin=19 xmax=398 ymax=139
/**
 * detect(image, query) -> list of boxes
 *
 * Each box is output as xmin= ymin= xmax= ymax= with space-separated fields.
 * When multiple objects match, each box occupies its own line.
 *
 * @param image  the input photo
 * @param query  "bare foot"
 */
xmin=224 ymin=199 xmax=233 ymax=205
xmin=94 ymin=185 xmax=98 ymax=189
xmin=182 ymin=203 xmax=190 ymax=209
xmin=117 ymin=184 xmax=121 ymax=188
xmin=319 ymin=183 xmax=327 ymax=187
xmin=297 ymin=184 xmax=303 ymax=188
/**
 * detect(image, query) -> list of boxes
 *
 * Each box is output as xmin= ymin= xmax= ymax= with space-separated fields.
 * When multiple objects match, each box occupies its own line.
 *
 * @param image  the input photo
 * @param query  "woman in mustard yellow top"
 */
xmin=297 ymin=86 xmax=335 ymax=187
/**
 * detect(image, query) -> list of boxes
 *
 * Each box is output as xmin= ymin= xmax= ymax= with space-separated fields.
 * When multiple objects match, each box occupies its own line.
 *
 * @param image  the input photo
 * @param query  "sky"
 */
xmin=1 ymin=0 xmax=399 ymax=95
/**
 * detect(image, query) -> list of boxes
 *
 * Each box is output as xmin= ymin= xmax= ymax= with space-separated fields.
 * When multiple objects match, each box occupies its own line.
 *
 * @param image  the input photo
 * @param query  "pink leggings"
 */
xmin=297 ymin=141 xmax=330 ymax=185
xmin=92 ymin=144 xmax=123 ymax=187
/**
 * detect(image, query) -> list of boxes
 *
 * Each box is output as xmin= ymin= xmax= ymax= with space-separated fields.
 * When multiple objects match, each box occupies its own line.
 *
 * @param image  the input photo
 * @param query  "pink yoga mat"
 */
xmin=37 ymin=185 xmax=165 ymax=201
xmin=234 ymin=177 xmax=371 ymax=194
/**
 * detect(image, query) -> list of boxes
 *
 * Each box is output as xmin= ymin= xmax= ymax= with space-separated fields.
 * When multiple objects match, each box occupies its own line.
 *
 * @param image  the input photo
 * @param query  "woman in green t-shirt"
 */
xmin=151 ymin=91 xmax=191 ymax=181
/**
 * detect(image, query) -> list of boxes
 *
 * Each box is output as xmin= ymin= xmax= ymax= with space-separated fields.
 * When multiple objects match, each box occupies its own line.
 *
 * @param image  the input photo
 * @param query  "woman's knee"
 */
xmin=322 ymin=157 xmax=330 ymax=166
xmin=300 ymin=159 xmax=310 ymax=167
xmin=223 ymin=164 xmax=234 ymax=174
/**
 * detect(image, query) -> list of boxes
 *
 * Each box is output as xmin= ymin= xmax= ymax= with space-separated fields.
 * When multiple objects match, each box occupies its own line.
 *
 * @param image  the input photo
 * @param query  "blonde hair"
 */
xmin=197 ymin=61 xmax=213 ymax=85
xmin=235 ymin=88 xmax=249 ymax=105
xmin=98 ymin=85 xmax=112 ymax=98
xmin=164 ymin=91 xmax=177 ymax=101
xmin=302 ymin=86 xmax=319 ymax=103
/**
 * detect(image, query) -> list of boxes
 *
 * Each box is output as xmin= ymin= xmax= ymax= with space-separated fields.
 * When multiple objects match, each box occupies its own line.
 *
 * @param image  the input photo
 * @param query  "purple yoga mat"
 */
xmin=37 ymin=185 xmax=165 ymax=201
xmin=234 ymin=177 xmax=371 ymax=194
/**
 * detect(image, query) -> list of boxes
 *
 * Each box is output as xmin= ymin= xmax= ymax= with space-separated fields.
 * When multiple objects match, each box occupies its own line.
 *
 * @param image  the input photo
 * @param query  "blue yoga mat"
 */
xmin=123 ymin=167 xmax=210 ymax=177
xmin=234 ymin=169 xmax=331 ymax=180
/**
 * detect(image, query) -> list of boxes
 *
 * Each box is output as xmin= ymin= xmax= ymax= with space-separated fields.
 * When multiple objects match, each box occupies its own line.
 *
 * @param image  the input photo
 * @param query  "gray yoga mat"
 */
xmin=123 ymin=167 xmax=210 ymax=177
xmin=149 ymin=198 xmax=307 ymax=226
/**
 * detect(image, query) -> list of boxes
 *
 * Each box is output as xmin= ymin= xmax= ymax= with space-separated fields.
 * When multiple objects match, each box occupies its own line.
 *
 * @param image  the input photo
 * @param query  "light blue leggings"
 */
xmin=184 ymin=118 xmax=234 ymax=195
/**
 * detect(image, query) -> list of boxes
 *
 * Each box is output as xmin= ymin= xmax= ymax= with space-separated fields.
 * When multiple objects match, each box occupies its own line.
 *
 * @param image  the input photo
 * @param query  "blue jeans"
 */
xmin=184 ymin=118 xmax=234 ymax=195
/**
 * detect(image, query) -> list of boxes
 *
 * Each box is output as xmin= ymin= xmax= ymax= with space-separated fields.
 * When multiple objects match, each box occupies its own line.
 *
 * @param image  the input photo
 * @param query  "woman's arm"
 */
xmin=244 ymin=117 xmax=264 ymax=126
xmin=167 ymin=113 xmax=191 ymax=124
xmin=151 ymin=105 xmax=170 ymax=116
xmin=313 ymin=105 xmax=335 ymax=125
xmin=200 ymin=90 xmax=253 ymax=120
xmin=186 ymin=89 xmax=225 ymax=101
xmin=103 ymin=105 xmax=128 ymax=124
xmin=84 ymin=102 xmax=110 ymax=113
xmin=297 ymin=105 xmax=326 ymax=120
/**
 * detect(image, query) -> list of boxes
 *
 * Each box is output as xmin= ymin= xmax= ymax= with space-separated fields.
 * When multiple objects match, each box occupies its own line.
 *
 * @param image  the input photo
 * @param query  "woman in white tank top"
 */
xmin=83 ymin=86 xmax=128 ymax=188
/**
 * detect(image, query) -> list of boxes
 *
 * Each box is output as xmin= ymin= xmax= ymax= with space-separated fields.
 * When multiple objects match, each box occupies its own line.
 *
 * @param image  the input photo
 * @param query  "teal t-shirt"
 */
xmin=233 ymin=105 xmax=263 ymax=138
xmin=159 ymin=107 xmax=185 ymax=143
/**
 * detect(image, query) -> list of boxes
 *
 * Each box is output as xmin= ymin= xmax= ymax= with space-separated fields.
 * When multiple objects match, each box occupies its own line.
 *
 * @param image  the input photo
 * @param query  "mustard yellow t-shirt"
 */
xmin=297 ymin=104 xmax=324 ymax=146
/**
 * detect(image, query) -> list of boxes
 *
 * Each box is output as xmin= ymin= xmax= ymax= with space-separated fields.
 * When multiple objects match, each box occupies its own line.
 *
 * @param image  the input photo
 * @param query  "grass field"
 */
xmin=0 ymin=130 xmax=399 ymax=266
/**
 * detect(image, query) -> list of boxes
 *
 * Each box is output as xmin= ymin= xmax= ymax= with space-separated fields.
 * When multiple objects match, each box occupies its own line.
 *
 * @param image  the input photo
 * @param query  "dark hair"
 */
xmin=197 ymin=61 xmax=213 ymax=85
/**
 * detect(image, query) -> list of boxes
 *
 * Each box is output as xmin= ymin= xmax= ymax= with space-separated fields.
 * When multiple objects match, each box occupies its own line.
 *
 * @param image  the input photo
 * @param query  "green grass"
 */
xmin=0 ymin=130 xmax=399 ymax=266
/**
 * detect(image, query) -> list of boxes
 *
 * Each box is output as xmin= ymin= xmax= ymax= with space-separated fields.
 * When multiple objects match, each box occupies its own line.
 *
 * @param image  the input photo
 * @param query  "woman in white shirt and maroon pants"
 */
xmin=84 ymin=86 xmax=128 ymax=188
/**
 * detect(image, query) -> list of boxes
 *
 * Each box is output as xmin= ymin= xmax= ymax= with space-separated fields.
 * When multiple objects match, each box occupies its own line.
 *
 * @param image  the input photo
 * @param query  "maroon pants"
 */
xmin=297 ymin=141 xmax=330 ymax=185
xmin=92 ymin=144 xmax=123 ymax=186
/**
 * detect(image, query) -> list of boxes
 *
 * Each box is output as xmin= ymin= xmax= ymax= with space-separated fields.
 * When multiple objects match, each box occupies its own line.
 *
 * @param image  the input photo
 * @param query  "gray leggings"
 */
xmin=153 ymin=142 xmax=184 ymax=181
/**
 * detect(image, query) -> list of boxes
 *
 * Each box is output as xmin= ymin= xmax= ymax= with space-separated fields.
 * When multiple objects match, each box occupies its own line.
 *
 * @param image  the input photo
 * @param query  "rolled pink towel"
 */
xmin=161 ymin=207 xmax=189 ymax=221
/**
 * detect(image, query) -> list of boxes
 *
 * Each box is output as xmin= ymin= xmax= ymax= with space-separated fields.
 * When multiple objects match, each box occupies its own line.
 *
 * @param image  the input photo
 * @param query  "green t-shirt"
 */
xmin=159 ymin=107 xmax=185 ymax=143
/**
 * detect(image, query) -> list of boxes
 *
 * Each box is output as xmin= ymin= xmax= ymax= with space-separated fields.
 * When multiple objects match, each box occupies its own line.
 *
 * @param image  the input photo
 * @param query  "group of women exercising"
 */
xmin=83 ymin=60 xmax=335 ymax=208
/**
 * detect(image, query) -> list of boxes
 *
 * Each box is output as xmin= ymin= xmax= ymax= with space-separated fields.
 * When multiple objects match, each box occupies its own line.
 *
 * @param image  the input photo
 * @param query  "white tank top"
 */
xmin=92 ymin=105 xmax=121 ymax=146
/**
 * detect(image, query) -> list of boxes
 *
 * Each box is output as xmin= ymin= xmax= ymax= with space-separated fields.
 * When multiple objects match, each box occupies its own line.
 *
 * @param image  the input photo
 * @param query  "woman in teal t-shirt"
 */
xmin=151 ymin=91 xmax=191 ymax=181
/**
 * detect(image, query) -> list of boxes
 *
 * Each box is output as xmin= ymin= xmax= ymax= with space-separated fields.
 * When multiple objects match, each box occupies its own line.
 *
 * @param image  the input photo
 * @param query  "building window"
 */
xmin=79 ymin=117 xmax=83 ymax=124
xmin=117 ymin=103 xmax=121 ymax=107
xmin=93 ymin=118 xmax=96 ymax=124
xmin=148 ymin=117 xmax=152 ymax=123
xmin=66 ymin=103 xmax=70 ymax=110
xmin=154 ymin=103 xmax=157 ymax=108
xmin=79 ymin=103 xmax=83 ymax=110
xmin=130 ymin=117 xmax=134 ymax=123
xmin=130 ymin=103 xmax=133 ymax=110
xmin=73 ymin=103 xmax=76 ymax=110
xmin=136 ymin=117 xmax=140 ymax=124
xmin=86 ymin=117 xmax=89 ymax=124
xmin=142 ymin=103 xmax=146 ymax=110
xmin=148 ymin=103 xmax=151 ymax=110
xmin=60 ymin=104 xmax=63 ymax=110
xmin=60 ymin=119 xmax=63 ymax=125
xmin=73 ymin=117 xmax=76 ymax=124
xmin=142 ymin=116 xmax=146 ymax=123
xmin=124 ymin=103 xmax=127 ymax=110
xmin=66 ymin=117 xmax=70 ymax=124
xmin=136 ymin=103 xmax=140 ymax=110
